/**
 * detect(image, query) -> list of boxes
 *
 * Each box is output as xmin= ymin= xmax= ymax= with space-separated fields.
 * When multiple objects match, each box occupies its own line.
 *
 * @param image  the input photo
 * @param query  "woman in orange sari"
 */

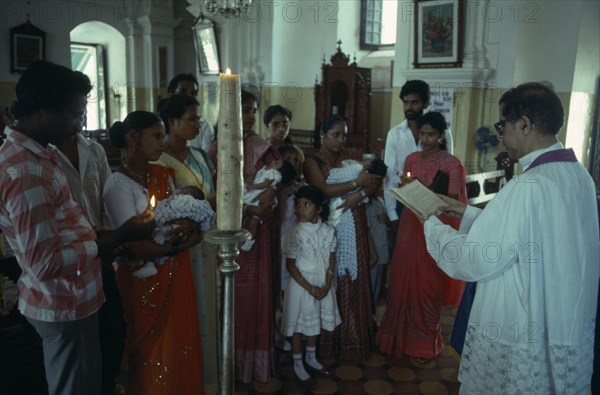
xmin=376 ymin=111 xmax=466 ymax=364
xmin=103 ymin=111 xmax=205 ymax=394
xmin=157 ymin=94 xmax=219 ymax=393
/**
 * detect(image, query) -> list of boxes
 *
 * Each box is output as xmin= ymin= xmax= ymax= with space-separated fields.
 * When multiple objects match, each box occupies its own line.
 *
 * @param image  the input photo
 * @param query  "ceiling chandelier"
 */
xmin=205 ymin=0 xmax=252 ymax=17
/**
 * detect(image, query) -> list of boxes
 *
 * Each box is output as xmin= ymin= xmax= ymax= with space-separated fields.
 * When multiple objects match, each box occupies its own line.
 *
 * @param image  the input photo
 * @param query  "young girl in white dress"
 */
xmin=281 ymin=185 xmax=342 ymax=384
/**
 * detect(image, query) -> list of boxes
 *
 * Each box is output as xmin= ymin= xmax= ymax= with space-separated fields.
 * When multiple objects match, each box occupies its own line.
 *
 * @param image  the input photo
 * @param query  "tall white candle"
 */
xmin=216 ymin=68 xmax=244 ymax=231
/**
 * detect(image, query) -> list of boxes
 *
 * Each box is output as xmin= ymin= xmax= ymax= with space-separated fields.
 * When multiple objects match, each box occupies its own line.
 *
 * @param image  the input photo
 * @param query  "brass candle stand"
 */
xmin=204 ymin=228 xmax=251 ymax=395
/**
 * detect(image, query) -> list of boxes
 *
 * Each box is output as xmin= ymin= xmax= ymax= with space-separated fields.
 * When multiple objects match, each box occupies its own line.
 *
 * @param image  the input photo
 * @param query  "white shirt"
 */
xmin=424 ymin=143 xmax=599 ymax=393
xmin=383 ymin=120 xmax=453 ymax=221
xmin=188 ymin=119 xmax=215 ymax=153
xmin=49 ymin=134 xmax=112 ymax=228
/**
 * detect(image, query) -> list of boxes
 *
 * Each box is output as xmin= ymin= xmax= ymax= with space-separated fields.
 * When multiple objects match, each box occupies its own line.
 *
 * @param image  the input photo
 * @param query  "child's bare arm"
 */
xmin=286 ymin=257 xmax=320 ymax=299
xmin=315 ymin=252 xmax=336 ymax=300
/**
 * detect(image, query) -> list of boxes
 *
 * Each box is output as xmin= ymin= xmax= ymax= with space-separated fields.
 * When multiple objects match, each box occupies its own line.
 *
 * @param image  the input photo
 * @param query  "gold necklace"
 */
xmin=122 ymin=163 xmax=146 ymax=183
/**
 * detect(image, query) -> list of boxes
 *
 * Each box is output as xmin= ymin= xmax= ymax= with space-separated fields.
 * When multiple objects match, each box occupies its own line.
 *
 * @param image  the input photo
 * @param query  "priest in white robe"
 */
xmin=423 ymin=82 xmax=599 ymax=394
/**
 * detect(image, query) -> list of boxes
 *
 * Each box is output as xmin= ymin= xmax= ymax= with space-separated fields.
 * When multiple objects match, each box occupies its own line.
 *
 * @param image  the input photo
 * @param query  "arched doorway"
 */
xmin=70 ymin=21 xmax=126 ymax=130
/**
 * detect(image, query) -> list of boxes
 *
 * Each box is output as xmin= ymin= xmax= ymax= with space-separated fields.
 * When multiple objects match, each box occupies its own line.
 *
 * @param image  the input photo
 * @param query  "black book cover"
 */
xmin=430 ymin=170 xmax=449 ymax=196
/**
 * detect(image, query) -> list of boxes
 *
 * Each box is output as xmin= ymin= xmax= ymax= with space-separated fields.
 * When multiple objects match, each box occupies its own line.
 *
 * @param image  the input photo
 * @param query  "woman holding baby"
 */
xmin=156 ymin=94 xmax=220 ymax=393
xmin=303 ymin=115 xmax=382 ymax=362
xmin=103 ymin=110 xmax=206 ymax=394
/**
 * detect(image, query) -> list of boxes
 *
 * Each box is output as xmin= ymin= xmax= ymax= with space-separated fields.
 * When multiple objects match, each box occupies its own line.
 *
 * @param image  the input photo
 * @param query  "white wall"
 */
xmin=0 ymin=0 xmax=132 ymax=83
xmin=572 ymin=0 xmax=600 ymax=94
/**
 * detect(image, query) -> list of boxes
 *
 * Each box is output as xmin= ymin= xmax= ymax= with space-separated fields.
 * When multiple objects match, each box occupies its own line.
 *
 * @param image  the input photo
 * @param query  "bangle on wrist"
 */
xmin=359 ymin=189 xmax=367 ymax=199
xmin=349 ymin=180 xmax=357 ymax=189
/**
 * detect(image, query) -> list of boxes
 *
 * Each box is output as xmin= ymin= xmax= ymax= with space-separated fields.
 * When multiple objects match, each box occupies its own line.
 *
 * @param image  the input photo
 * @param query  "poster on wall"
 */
xmin=10 ymin=21 xmax=46 ymax=74
xmin=429 ymin=88 xmax=454 ymax=130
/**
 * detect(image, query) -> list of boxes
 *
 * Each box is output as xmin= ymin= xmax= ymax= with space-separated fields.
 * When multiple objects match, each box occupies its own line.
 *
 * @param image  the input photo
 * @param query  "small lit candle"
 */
xmin=216 ymin=68 xmax=243 ymax=231
xmin=407 ymin=172 xmax=411 ymax=179
xmin=150 ymin=195 xmax=156 ymax=208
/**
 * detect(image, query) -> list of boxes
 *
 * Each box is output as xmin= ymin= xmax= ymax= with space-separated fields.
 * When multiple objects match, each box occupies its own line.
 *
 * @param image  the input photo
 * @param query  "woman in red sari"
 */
xmin=303 ymin=115 xmax=382 ymax=362
xmin=209 ymin=91 xmax=280 ymax=383
xmin=376 ymin=111 xmax=466 ymax=364
xmin=103 ymin=111 xmax=205 ymax=394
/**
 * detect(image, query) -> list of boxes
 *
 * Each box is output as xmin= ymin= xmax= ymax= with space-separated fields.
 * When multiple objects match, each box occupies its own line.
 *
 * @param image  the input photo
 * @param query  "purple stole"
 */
xmin=450 ymin=148 xmax=577 ymax=356
xmin=527 ymin=147 xmax=577 ymax=170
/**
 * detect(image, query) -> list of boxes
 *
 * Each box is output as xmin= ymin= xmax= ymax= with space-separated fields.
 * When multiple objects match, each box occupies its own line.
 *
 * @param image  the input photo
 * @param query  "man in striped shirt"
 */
xmin=0 ymin=61 xmax=148 ymax=395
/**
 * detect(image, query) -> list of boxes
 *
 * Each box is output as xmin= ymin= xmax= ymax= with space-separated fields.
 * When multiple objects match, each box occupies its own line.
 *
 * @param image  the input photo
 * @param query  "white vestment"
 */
xmin=424 ymin=143 xmax=599 ymax=394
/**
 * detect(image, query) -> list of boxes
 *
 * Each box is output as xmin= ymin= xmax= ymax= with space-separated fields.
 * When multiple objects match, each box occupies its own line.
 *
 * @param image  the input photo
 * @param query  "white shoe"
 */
xmin=240 ymin=239 xmax=255 ymax=251
xmin=275 ymin=337 xmax=292 ymax=351
xmin=283 ymin=339 xmax=292 ymax=351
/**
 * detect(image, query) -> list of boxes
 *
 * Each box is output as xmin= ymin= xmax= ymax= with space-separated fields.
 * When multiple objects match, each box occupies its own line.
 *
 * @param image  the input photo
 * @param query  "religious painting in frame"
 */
xmin=10 ymin=21 xmax=46 ymax=74
xmin=414 ymin=0 xmax=463 ymax=68
xmin=192 ymin=16 xmax=220 ymax=75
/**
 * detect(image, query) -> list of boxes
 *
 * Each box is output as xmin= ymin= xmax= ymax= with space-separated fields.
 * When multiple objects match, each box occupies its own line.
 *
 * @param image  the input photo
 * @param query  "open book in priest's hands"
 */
xmin=388 ymin=180 xmax=447 ymax=221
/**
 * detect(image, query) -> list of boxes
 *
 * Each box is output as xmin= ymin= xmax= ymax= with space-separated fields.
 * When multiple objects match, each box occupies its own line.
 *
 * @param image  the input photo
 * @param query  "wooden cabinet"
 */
xmin=314 ymin=41 xmax=372 ymax=152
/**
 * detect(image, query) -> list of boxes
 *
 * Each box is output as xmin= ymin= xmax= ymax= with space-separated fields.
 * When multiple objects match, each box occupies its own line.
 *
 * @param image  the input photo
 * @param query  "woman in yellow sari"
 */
xmin=157 ymin=94 xmax=219 ymax=393
xmin=103 ymin=111 xmax=205 ymax=394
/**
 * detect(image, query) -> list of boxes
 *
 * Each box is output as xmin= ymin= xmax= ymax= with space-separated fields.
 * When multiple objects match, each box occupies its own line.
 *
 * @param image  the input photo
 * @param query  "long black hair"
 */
xmin=109 ymin=111 xmax=162 ymax=149
xmin=295 ymin=185 xmax=329 ymax=222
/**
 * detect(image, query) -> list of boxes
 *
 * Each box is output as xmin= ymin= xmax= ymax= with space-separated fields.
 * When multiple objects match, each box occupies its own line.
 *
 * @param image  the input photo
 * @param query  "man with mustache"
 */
xmin=383 ymin=80 xmax=454 ymax=233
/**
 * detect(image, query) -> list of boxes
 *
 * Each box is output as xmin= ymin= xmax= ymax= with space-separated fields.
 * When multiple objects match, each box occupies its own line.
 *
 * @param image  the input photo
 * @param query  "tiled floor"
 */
xmin=235 ymin=306 xmax=461 ymax=395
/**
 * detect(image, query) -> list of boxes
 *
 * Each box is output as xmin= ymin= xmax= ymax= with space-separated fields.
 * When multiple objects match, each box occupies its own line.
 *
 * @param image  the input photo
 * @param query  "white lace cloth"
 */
xmin=153 ymin=194 xmax=215 ymax=246
xmin=459 ymin=319 xmax=595 ymax=394
xmin=326 ymin=160 xmax=367 ymax=280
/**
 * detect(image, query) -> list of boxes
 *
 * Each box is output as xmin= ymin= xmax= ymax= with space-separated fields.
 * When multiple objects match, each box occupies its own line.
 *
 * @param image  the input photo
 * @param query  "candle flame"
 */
xmin=407 ymin=172 xmax=411 ymax=178
xmin=225 ymin=68 xmax=231 ymax=75
xmin=150 ymin=195 xmax=156 ymax=207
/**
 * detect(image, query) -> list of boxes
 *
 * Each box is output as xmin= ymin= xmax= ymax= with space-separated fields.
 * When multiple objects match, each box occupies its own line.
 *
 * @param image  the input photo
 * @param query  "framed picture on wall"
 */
xmin=10 ymin=21 xmax=46 ymax=74
xmin=192 ymin=16 xmax=220 ymax=75
xmin=414 ymin=0 xmax=463 ymax=68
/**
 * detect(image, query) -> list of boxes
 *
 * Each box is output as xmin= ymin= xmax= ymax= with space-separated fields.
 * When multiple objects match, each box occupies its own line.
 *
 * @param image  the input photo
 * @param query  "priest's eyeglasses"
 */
xmin=494 ymin=115 xmax=521 ymax=136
